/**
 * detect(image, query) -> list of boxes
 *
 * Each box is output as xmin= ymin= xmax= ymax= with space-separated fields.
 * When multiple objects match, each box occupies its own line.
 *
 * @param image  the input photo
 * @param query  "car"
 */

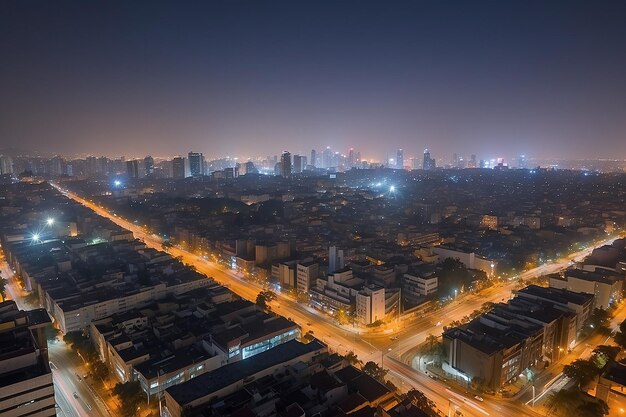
xmin=75 ymin=373 xmax=82 ymax=381
xmin=390 ymin=336 xmax=398 ymax=341
xmin=474 ymin=395 xmax=484 ymax=402
xmin=73 ymin=392 xmax=79 ymax=399
xmin=306 ymin=322 xmax=312 ymax=326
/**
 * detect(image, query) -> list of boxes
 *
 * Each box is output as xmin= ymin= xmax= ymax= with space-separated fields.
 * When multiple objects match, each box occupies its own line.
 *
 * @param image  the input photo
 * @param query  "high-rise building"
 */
xmin=410 ymin=157 xmax=420 ymax=170
xmin=310 ymin=149 xmax=317 ymax=167
xmin=0 ymin=155 xmax=14 ymax=175
xmin=328 ymin=245 xmax=345 ymax=274
xmin=396 ymin=149 xmax=404 ymax=169
xmin=144 ymin=155 xmax=154 ymax=177
xmin=348 ymin=148 xmax=355 ymax=168
xmin=469 ymin=154 xmax=477 ymax=168
xmin=172 ymin=156 xmax=186 ymax=179
xmin=126 ymin=159 xmax=140 ymax=179
xmin=188 ymin=152 xmax=204 ymax=177
xmin=518 ymin=154 xmax=528 ymax=169
xmin=423 ymin=149 xmax=436 ymax=170
xmin=0 ymin=301 xmax=56 ymax=417
xmin=293 ymin=154 xmax=303 ymax=174
xmin=322 ymin=147 xmax=333 ymax=169
xmin=280 ymin=151 xmax=292 ymax=177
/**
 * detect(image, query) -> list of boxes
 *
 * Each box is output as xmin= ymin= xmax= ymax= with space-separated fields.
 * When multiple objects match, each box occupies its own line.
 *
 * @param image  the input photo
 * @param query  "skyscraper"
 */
xmin=396 ymin=149 xmax=404 ymax=169
xmin=469 ymin=154 xmax=477 ymax=168
xmin=423 ymin=149 xmax=436 ymax=170
xmin=126 ymin=159 xmax=140 ymax=179
xmin=172 ymin=156 xmax=186 ymax=179
xmin=188 ymin=152 xmax=204 ymax=177
xmin=310 ymin=149 xmax=317 ymax=168
xmin=322 ymin=147 xmax=332 ymax=169
xmin=328 ymin=245 xmax=345 ymax=274
xmin=293 ymin=154 xmax=303 ymax=174
xmin=144 ymin=155 xmax=154 ymax=177
xmin=280 ymin=151 xmax=292 ymax=177
xmin=0 ymin=155 xmax=13 ymax=174
xmin=348 ymin=148 xmax=355 ymax=168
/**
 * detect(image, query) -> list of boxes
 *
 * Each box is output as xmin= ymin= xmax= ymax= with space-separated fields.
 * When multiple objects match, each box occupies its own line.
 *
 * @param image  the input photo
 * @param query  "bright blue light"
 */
xmin=32 ymin=234 xmax=40 ymax=242
xmin=389 ymin=186 xmax=395 ymax=192
xmin=114 ymin=180 xmax=122 ymax=187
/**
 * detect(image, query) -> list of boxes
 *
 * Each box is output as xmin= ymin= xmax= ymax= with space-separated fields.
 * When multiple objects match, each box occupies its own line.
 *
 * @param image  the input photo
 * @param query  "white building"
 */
xmin=0 ymin=301 xmax=55 ymax=417
xmin=356 ymin=285 xmax=385 ymax=325
xmin=297 ymin=260 xmax=319 ymax=293
xmin=403 ymin=271 xmax=438 ymax=304
xmin=328 ymin=245 xmax=345 ymax=274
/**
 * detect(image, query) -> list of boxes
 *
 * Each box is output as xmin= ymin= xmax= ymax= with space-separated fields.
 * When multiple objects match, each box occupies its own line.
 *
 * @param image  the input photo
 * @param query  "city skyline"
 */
xmin=2 ymin=1 xmax=626 ymax=159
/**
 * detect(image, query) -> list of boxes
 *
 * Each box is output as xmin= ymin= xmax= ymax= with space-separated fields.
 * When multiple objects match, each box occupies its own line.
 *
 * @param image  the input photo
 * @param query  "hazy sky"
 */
xmin=1 ymin=1 xmax=625 ymax=161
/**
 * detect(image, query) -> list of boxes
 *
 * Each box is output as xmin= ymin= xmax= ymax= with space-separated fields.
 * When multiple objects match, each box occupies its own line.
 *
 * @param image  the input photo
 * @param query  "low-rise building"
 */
xmin=549 ymin=268 xmax=623 ymax=310
xmin=0 ymin=301 xmax=55 ymax=417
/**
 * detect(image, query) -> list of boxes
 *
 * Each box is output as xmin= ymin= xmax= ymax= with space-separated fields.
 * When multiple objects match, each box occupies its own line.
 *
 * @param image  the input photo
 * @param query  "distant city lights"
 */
xmin=31 ymin=233 xmax=40 ymax=242
xmin=114 ymin=180 xmax=122 ymax=187
xmin=46 ymin=218 xmax=54 ymax=226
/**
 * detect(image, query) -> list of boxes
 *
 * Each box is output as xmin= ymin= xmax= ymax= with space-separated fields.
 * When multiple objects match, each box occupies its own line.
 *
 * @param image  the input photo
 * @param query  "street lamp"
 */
xmin=46 ymin=218 xmax=55 ymax=226
xmin=31 ymin=234 xmax=40 ymax=243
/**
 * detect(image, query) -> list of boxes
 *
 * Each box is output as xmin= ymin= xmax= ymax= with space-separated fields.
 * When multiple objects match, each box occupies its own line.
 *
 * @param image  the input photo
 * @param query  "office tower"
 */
xmin=280 ymin=151 xmax=292 ymax=177
xmin=518 ymin=154 xmax=528 ymax=169
xmin=322 ymin=147 xmax=333 ymax=169
xmin=410 ymin=157 xmax=419 ymax=170
xmin=188 ymin=152 xmax=204 ymax=177
xmin=144 ymin=155 xmax=154 ymax=177
xmin=293 ymin=154 xmax=303 ymax=174
xmin=0 ymin=155 xmax=14 ymax=174
xmin=452 ymin=153 xmax=460 ymax=167
xmin=126 ymin=159 xmax=140 ymax=179
xmin=328 ymin=245 xmax=345 ymax=274
xmin=0 ymin=301 xmax=56 ymax=417
xmin=310 ymin=149 xmax=317 ymax=167
xmin=348 ymin=148 xmax=355 ymax=168
xmin=469 ymin=154 xmax=477 ymax=168
xmin=172 ymin=156 xmax=186 ymax=179
xmin=396 ymin=149 xmax=404 ymax=169
xmin=423 ymin=149 xmax=436 ymax=170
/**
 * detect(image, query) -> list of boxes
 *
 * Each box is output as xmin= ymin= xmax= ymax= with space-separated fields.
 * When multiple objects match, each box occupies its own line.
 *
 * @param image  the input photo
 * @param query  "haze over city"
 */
xmin=2 ymin=1 xmax=626 ymax=160
xmin=2 ymin=3 xmax=626 ymax=417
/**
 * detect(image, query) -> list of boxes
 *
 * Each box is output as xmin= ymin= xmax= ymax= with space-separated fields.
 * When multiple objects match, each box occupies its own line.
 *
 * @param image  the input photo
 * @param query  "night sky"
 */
xmin=1 ymin=1 xmax=625 ymax=160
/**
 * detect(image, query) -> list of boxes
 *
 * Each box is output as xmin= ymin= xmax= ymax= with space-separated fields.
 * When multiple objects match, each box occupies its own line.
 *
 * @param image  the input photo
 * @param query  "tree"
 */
xmin=344 ymin=351 xmax=362 ymax=366
xmin=546 ymin=388 xmax=608 ymax=417
xmin=588 ymin=309 xmax=611 ymax=335
xmin=562 ymin=359 xmax=601 ymax=390
xmin=255 ymin=290 xmax=276 ymax=310
xmin=417 ymin=334 xmax=446 ymax=366
xmin=362 ymin=361 xmax=387 ymax=383
xmin=471 ymin=376 xmax=488 ymax=393
xmin=592 ymin=345 xmax=621 ymax=368
xmin=405 ymin=388 xmax=437 ymax=415
xmin=575 ymin=399 xmax=609 ymax=417
xmin=92 ymin=359 xmax=109 ymax=382
xmin=546 ymin=389 xmax=579 ymax=417
xmin=614 ymin=319 xmax=626 ymax=349
xmin=0 ymin=277 xmax=7 ymax=301
xmin=113 ymin=381 xmax=146 ymax=417
xmin=63 ymin=331 xmax=97 ymax=361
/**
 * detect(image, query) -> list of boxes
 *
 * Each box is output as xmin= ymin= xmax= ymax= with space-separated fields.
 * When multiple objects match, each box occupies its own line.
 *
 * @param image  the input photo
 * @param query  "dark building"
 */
xmin=172 ymin=156 xmax=186 ymax=179
xmin=423 ymin=149 xmax=435 ymax=170
xmin=188 ymin=152 xmax=204 ymax=177
xmin=126 ymin=159 xmax=140 ymax=179
xmin=280 ymin=151 xmax=292 ymax=178
xmin=144 ymin=155 xmax=154 ymax=177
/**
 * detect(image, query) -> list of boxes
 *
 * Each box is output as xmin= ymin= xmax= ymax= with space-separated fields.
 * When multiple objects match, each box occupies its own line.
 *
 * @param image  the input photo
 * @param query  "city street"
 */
xmin=1 ymin=256 xmax=111 ymax=417
xmin=50 ymin=183 xmax=624 ymax=416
